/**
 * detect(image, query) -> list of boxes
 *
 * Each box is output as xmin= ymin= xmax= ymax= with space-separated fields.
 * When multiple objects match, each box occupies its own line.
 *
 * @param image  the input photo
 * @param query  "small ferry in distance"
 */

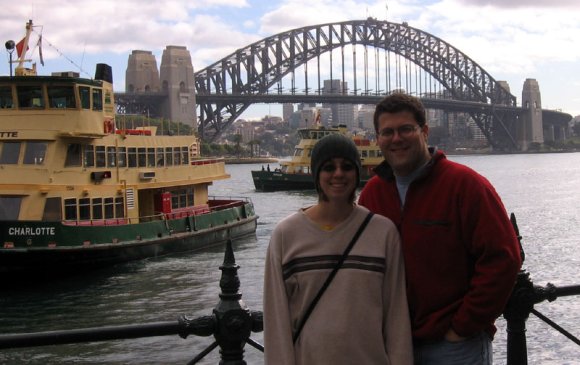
xmin=251 ymin=121 xmax=383 ymax=191
xmin=0 ymin=20 xmax=257 ymax=278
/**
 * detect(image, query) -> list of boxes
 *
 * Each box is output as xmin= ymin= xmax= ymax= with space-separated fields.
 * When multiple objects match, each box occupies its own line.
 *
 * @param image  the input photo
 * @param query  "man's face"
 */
xmin=376 ymin=111 xmax=430 ymax=176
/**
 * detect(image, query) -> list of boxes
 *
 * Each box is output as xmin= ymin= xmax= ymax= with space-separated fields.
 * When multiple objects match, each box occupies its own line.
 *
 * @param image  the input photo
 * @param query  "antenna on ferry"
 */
xmin=4 ymin=40 xmax=15 ymax=77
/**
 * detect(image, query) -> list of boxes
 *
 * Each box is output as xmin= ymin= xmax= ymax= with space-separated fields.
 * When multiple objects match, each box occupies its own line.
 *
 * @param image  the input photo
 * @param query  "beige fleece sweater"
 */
xmin=263 ymin=205 xmax=413 ymax=365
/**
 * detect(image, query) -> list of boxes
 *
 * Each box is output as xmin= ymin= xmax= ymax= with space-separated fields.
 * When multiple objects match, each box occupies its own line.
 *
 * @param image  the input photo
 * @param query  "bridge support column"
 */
xmin=518 ymin=79 xmax=544 ymax=151
xmin=160 ymin=46 xmax=198 ymax=130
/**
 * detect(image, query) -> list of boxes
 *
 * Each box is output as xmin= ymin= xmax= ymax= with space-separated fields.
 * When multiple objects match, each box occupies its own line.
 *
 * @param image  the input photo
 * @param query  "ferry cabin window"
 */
xmin=173 ymin=148 xmax=181 ymax=165
xmin=17 ymin=85 xmax=44 ymax=108
xmin=0 ymin=196 xmax=22 ymax=220
xmin=84 ymin=145 xmax=95 ymax=167
xmin=171 ymin=189 xmax=190 ymax=209
xmin=0 ymin=142 xmax=21 ymax=164
xmin=64 ymin=198 xmax=77 ymax=220
xmin=79 ymin=198 xmax=91 ymax=220
xmin=104 ymin=90 xmax=112 ymax=105
xmin=23 ymin=142 xmax=48 ymax=165
xmin=92 ymin=198 xmax=103 ymax=220
xmin=128 ymin=148 xmax=137 ymax=167
xmin=147 ymin=148 xmax=155 ymax=167
xmin=42 ymin=197 xmax=62 ymax=221
xmin=48 ymin=85 xmax=76 ymax=108
xmin=156 ymin=147 xmax=164 ymax=166
xmin=361 ymin=150 xmax=368 ymax=158
xmin=165 ymin=147 xmax=173 ymax=166
xmin=104 ymin=197 xmax=114 ymax=219
xmin=117 ymin=147 xmax=127 ymax=167
xmin=0 ymin=86 xmax=14 ymax=108
xmin=65 ymin=144 xmax=82 ymax=166
xmin=92 ymin=88 xmax=103 ymax=111
xmin=79 ymin=86 xmax=90 ymax=109
xmin=138 ymin=147 xmax=147 ymax=167
xmin=107 ymin=146 xmax=116 ymax=167
xmin=181 ymin=147 xmax=189 ymax=164
xmin=294 ymin=148 xmax=303 ymax=157
xmin=63 ymin=197 xmax=125 ymax=222
xmin=95 ymin=146 xmax=106 ymax=167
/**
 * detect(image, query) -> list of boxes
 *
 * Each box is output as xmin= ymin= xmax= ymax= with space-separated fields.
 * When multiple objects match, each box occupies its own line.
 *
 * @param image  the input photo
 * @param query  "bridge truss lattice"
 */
xmin=195 ymin=18 xmax=520 ymax=149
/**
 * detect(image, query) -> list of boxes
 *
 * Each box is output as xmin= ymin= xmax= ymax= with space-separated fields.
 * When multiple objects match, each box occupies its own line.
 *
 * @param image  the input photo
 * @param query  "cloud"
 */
xmin=258 ymin=0 xmax=379 ymax=35
xmin=408 ymin=1 xmax=580 ymax=75
xmin=2 ymin=0 xmax=578 ymax=114
xmin=1 ymin=0 xmax=252 ymax=56
xmin=455 ymin=0 xmax=580 ymax=8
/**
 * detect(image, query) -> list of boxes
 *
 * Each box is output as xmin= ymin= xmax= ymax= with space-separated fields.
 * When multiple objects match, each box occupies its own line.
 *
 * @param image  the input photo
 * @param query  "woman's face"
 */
xmin=318 ymin=157 xmax=357 ymax=203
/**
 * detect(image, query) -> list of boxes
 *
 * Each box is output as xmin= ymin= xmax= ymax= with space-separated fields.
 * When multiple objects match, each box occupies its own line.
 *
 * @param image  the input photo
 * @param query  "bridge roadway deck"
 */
xmin=114 ymin=92 xmax=570 ymax=126
xmin=195 ymin=93 xmax=522 ymax=113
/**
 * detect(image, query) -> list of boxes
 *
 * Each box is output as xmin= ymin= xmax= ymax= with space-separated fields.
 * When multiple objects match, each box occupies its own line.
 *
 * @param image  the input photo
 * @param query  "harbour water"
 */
xmin=1 ymin=152 xmax=580 ymax=364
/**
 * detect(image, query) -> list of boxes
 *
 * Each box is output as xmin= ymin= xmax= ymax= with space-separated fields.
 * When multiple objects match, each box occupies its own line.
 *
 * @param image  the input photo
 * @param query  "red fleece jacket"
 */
xmin=359 ymin=150 xmax=522 ymax=341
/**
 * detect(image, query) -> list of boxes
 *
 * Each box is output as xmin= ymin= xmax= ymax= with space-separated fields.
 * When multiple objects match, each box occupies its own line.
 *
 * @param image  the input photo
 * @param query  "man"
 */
xmin=358 ymin=93 xmax=522 ymax=364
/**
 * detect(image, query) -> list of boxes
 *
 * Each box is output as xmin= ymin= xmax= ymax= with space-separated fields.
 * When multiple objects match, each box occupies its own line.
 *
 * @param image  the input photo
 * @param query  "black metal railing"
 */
xmin=0 ymin=239 xmax=263 ymax=364
xmin=503 ymin=213 xmax=580 ymax=365
xmin=1 ymin=215 xmax=579 ymax=364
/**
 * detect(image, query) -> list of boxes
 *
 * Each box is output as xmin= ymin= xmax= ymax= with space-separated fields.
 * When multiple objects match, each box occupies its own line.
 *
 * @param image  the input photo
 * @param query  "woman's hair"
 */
xmin=310 ymin=134 xmax=361 ymax=203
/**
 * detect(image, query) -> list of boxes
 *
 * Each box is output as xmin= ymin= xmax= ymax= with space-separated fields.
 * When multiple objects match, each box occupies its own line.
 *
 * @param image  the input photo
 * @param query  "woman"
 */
xmin=263 ymin=134 xmax=413 ymax=364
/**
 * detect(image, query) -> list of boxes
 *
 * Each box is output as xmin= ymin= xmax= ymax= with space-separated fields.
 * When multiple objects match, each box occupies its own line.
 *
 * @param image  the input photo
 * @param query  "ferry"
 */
xmin=251 ymin=123 xmax=383 ymax=191
xmin=0 ymin=20 xmax=258 ymax=277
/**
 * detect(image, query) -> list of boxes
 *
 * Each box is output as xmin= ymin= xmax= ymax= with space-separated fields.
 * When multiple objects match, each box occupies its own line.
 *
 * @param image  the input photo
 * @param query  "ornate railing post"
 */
xmin=213 ymin=239 xmax=253 ymax=364
xmin=503 ymin=214 xmax=580 ymax=365
xmin=503 ymin=270 xmax=534 ymax=365
xmin=503 ymin=213 xmax=531 ymax=365
xmin=179 ymin=239 xmax=263 ymax=364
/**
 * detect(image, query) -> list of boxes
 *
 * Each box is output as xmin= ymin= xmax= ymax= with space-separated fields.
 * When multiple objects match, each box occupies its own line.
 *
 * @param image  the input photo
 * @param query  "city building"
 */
xmin=322 ymin=79 xmax=355 ymax=128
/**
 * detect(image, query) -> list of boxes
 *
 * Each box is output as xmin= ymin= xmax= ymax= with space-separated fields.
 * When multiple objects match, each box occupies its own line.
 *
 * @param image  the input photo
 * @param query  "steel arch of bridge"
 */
xmin=195 ymin=19 xmax=518 ymax=148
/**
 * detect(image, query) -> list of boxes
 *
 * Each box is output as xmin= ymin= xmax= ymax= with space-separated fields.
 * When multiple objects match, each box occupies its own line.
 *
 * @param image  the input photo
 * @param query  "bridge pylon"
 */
xmin=519 ymin=79 xmax=544 ymax=151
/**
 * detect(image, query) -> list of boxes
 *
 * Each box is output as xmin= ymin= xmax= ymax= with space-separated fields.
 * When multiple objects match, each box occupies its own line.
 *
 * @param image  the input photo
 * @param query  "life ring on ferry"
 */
xmin=103 ymin=119 xmax=114 ymax=134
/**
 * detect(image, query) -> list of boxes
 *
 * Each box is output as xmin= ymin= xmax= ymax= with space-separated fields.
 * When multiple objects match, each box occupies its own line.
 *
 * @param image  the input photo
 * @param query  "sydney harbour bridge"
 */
xmin=115 ymin=19 xmax=572 ymax=152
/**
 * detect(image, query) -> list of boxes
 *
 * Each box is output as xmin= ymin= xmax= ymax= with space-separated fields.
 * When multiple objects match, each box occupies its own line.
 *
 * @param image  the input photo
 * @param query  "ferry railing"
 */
xmin=0 ymin=239 xmax=264 ymax=364
xmin=503 ymin=213 xmax=580 ymax=365
xmin=60 ymin=197 xmax=253 ymax=226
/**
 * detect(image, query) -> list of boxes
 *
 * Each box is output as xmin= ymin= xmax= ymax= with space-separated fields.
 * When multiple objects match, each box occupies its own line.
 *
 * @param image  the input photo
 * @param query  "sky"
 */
xmin=1 ymin=0 xmax=580 ymax=119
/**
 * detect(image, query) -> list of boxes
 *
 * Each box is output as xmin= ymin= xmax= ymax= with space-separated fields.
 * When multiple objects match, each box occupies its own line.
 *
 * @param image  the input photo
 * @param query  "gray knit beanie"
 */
xmin=311 ymin=134 xmax=361 ymax=193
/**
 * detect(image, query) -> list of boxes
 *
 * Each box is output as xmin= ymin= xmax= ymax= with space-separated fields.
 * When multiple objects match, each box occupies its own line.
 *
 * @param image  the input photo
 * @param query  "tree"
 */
xmin=232 ymin=134 xmax=243 ymax=157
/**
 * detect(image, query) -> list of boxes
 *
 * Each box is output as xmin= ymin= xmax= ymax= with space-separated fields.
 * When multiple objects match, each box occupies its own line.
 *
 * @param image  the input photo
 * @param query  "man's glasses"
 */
xmin=378 ymin=124 xmax=420 ymax=139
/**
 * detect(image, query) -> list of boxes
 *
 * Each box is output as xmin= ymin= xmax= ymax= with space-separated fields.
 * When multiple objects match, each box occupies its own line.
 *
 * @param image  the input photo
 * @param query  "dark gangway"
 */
xmin=0 ymin=218 xmax=579 ymax=364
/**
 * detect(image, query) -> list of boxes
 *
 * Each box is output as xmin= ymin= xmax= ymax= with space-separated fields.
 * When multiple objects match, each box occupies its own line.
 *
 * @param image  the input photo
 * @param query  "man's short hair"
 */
xmin=373 ymin=93 xmax=427 ymax=133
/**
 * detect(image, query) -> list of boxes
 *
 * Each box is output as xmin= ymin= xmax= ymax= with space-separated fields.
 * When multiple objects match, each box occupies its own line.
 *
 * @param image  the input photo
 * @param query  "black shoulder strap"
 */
xmin=292 ymin=212 xmax=374 ymax=344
